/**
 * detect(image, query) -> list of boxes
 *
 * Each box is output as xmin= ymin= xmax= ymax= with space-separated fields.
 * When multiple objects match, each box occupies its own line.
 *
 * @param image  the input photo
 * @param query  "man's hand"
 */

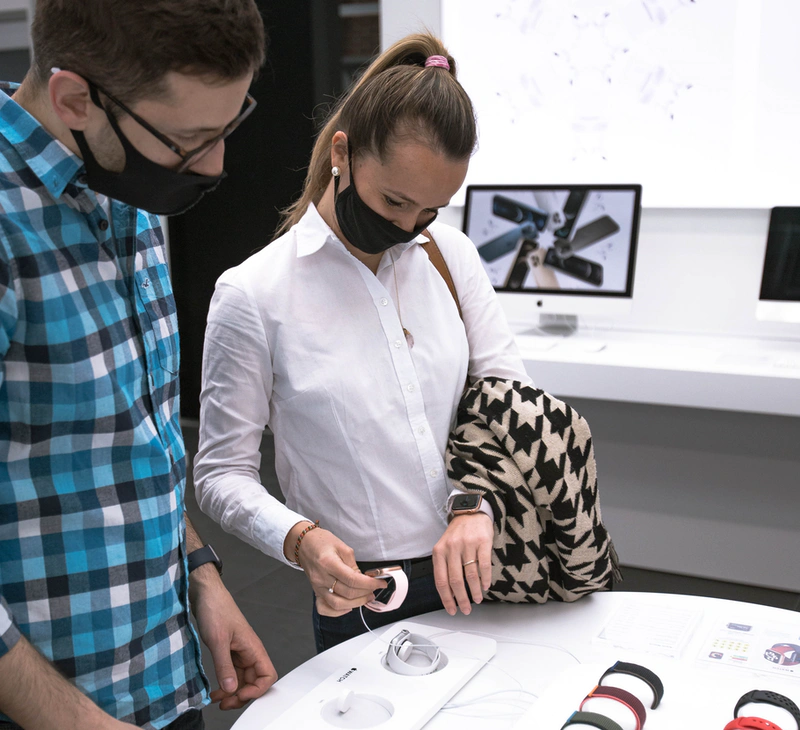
xmin=432 ymin=513 xmax=494 ymax=616
xmin=284 ymin=523 xmax=385 ymax=617
xmin=189 ymin=566 xmax=277 ymax=710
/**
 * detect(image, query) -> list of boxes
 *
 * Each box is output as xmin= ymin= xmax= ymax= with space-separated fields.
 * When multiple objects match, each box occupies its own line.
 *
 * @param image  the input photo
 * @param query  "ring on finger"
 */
xmin=462 ymin=559 xmax=477 ymax=568
xmin=328 ymin=578 xmax=338 ymax=594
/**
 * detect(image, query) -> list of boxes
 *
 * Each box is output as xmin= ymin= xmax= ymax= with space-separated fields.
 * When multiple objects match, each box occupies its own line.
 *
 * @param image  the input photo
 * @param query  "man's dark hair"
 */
xmin=31 ymin=0 xmax=266 ymax=102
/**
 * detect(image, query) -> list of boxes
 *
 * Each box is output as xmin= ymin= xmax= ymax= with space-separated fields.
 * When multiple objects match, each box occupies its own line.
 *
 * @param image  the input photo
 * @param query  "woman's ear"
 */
xmin=331 ymin=130 xmax=349 ymax=173
xmin=49 ymin=71 xmax=94 ymax=131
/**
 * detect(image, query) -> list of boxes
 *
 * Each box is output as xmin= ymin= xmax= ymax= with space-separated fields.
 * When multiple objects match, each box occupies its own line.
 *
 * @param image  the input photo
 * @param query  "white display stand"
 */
xmin=515 ymin=328 xmax=800 ymax=418
xmin=261 ymin=622 xmax=496 ymax=730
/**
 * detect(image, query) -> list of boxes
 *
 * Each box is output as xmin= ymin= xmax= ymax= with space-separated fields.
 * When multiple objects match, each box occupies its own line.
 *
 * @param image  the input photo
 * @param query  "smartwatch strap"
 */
xmin=187 ymin=544 xmax=222 ymax=575
xmin=735 ymin=690 xmax=800 ymax=727
xmin=725 ymin=718 xmax=785 ymax=730
xmin=581 ymin=685 xmax=646 ymax=730
xmin=599 ymin=660 xmax=665 ymax=709
xmin=561 ymin=710 xmax=624 ymax=730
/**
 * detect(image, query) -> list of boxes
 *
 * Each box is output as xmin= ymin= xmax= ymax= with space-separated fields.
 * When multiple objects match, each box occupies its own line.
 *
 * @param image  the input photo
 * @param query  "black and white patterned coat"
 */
xmin=446 ymin=378 xmax=621 ymax=603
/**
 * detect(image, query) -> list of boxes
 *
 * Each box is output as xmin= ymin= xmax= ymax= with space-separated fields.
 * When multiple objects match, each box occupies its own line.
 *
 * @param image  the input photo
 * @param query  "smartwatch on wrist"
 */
xmin=735 ymin=691 xmax=800 ymax=729
xmin=725 ymin=718 xmax=784 ymax=730
xmin=561 ymin=710 xmax=624 ymax=730
xmin=599 ymin=660 xmax=665 ymax=709
xmin=448 ymin=492 xmax=483 ymax=518
xmin=580 ymin=685 xmax=647 ymax=730
xmin=187 ymin=544 xmax=223 ymax=575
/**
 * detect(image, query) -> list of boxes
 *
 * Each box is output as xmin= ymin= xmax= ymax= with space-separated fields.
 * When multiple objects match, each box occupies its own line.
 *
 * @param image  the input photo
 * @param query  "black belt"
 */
xmin=357 ymin=555 xmax=434 ymax=580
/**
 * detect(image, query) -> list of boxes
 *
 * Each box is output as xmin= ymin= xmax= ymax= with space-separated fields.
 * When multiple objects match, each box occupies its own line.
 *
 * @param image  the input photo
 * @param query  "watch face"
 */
xmin=453 ymin=493 xmax=480 ymax=511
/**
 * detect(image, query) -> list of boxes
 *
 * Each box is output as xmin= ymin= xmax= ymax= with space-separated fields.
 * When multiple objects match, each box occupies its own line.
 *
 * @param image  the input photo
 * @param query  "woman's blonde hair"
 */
xmin=276 ymin=32 xmax=477 ymax=236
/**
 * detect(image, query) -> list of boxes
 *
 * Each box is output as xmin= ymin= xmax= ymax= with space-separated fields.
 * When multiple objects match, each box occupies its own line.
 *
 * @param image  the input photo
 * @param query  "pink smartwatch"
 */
xmin=364 ymin=565 xmax=409 ymax=612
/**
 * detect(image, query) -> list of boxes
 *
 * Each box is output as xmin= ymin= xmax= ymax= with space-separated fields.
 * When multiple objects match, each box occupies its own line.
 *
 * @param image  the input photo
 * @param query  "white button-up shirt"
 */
xmin=194 ymin=205 xmax=531 ymax=565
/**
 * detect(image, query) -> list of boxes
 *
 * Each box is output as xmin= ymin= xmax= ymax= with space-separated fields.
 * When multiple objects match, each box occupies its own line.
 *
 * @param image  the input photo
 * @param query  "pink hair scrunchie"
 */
xmin=424 ymin=55 xmax=450 ymax=70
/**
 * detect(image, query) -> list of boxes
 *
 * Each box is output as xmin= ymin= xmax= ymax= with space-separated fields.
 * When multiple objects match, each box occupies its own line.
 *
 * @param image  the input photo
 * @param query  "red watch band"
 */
xmin=725 ymin=717 xmax=785 ymax=730
xmin=580 ymin=685 xmax=647 ymax=730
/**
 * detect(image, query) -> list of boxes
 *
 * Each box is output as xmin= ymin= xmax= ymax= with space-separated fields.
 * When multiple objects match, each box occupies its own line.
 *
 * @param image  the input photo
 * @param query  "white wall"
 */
xmin=383 ymin=0 xmax=800 ymax=591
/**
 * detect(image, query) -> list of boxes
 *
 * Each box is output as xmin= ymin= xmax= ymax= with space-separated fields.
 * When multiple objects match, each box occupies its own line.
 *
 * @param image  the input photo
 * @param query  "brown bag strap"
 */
xmin=421 ymin=230 xmax=462 ymax=320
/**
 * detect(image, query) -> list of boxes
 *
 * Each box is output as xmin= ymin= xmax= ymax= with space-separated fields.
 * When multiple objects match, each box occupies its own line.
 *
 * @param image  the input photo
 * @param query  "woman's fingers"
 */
xmin=432 ymin=512 xmax=494 ymax=615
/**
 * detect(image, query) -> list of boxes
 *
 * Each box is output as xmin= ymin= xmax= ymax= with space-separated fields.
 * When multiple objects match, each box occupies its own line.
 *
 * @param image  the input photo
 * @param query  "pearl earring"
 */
xmin=331 ymin=166 xmax=340 ymax=177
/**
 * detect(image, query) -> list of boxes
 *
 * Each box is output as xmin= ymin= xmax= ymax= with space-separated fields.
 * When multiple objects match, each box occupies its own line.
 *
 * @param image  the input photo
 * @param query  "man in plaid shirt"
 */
xmin=0 ymin=2 xmax=276 ymax=728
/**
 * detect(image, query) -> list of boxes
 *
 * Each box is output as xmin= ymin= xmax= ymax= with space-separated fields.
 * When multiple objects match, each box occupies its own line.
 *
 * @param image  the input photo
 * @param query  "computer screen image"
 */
xmin=757 ymin=207 xmax=800 ymax=324
xmin=463 ymin=184 xmax=642 ymax=331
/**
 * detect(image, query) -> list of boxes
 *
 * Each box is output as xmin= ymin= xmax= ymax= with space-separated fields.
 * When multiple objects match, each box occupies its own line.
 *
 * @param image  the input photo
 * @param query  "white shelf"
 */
xmin=517 ymin=328 xmax=800 ymax=417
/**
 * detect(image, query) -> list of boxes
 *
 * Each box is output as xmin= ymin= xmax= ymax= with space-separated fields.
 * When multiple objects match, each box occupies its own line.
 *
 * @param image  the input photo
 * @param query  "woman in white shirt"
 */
xmin=194 ymin=32 xmax=532 ymax=651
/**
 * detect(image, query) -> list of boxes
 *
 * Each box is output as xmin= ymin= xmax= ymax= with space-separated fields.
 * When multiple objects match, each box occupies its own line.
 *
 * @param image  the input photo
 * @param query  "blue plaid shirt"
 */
xmin=0 ymin=83 xmax=208 ymax=728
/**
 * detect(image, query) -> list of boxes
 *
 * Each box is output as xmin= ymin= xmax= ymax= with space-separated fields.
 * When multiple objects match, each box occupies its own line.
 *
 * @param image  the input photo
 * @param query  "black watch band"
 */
xmin=599 ymin=660 xmax=665 ymax=709
xmin=561 ymin=710 xmax=624 ymax=730
xmin=187 ymin=545 xmax=223 ymax=576
xmin=735 ymin=690 xmax=800 ymax=727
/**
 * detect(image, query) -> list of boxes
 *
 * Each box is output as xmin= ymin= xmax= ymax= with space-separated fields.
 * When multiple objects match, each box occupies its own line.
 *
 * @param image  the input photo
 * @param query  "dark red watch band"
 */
xmin=725 ymin=717 xmax=785 ymax=730
xmin=580 ymin=685 xmax=647 ymax=730
xmin=599 ymin=660 xmax=665 ymax=709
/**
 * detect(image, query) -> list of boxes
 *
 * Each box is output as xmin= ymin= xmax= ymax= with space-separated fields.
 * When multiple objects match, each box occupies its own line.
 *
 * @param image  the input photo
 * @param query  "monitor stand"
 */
xmin=512 ymin=315 xmax=609 ymax=353
xmin=537 ymin=314 xmax=578 ymax=336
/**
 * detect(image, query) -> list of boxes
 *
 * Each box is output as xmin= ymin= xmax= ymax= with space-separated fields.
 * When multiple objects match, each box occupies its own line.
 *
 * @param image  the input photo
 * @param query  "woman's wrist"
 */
xmin=283 ymin=520 xmax=317 ymax=563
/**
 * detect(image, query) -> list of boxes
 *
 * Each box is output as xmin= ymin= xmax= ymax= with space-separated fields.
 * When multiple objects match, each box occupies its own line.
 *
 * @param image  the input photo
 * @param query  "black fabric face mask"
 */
xmin=71 ymin=107 xmax=225 ymax=217
xmin=333 ymin=147 xmax=436 ymax=255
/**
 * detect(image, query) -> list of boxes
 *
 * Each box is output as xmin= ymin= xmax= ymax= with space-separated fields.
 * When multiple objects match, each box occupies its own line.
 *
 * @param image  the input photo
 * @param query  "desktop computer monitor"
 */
xmin=757 ymin=207 xmax=800 ymax=324
xmin=463 ymin=184 xmax=642 ymax=334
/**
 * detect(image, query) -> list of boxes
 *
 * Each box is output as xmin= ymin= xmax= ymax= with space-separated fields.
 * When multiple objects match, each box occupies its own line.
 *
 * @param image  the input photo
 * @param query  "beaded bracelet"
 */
xmin=294 ymin=520 xmax=319 ymax=568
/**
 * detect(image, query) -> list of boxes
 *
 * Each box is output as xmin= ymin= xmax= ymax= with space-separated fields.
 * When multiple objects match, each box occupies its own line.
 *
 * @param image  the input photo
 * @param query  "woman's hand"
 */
xmin=432 ymin=513 xmax=494 ymax=616
xmin=285 ymin=522 xmax=385 ymax=617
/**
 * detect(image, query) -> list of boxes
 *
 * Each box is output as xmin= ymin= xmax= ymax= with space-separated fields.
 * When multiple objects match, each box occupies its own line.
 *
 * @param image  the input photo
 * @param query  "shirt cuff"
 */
xmin=446 ymin=489 xmax=495 ymax=522
xmin=0 ymin=596 xmax=22 ymax=658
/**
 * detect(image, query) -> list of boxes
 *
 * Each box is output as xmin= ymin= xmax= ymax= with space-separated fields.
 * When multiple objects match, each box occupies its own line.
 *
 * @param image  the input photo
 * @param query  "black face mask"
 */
xmin=333 ymin=147 xmax=436 ymax=255
xmin=71 ymin=105 xmax=225 ymax=217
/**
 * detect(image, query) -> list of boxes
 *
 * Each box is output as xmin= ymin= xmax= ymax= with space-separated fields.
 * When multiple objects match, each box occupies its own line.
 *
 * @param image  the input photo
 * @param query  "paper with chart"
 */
xmin=697 ymin=615 xmax=800 ymax=678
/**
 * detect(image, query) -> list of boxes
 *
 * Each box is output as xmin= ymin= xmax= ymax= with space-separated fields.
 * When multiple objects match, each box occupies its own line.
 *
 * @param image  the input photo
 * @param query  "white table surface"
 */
xmin=514 ymin=329 xmax=800 ymax=417
xmin=231 ymin=591 xmax=800 ymax=729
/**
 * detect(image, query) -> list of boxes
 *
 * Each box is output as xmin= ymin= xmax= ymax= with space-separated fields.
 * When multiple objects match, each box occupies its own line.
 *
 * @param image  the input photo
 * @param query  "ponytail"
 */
xmin=276 ymin=32 xmax=476 ymax=237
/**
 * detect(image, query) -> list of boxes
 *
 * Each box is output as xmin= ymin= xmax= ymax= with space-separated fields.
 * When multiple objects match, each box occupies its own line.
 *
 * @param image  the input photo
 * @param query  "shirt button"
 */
xmin=77 ymin=174 xmax=88 ymax=185
xmin=430 ymin=469 xmax=439 ymax=478
xmin=407 ymin=384 xmax=415 ymax=392
xmin=380 ymin=298 xmax=389 ymax=306
xmin=418 ymin=426 xmax=426 ymax=435
xmin=142 ymin=278 xmax=151 ymax=289
xmin=99 ymin=219 xmax=109 ymax=231
xmin=394 ymin=340 xmax=402 ymax=348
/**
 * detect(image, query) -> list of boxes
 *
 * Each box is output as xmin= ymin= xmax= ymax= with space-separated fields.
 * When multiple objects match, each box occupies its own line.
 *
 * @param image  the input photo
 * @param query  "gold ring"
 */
xmin=462 ymin=559 xmax=477 ymax=568
xmin=328 ymin=579 xmax=338 ymax=594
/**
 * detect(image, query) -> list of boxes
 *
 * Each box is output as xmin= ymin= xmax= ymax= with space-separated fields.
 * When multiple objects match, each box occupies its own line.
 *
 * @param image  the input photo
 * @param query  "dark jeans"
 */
xmin=312 ymin=558 xmax=445 ymax=653
xmin=0 ymin=708 xmax=203 ymax=730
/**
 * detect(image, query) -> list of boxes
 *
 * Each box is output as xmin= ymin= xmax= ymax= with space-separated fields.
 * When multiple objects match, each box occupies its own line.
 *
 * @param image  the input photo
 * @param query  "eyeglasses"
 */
xmin=85 ymin=79 xmax=257 ymax=173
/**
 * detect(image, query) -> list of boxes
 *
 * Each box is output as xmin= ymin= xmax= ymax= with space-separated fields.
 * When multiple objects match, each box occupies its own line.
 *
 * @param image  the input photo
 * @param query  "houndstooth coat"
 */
xmin=446 ymin=378 xmax=621 ymax=603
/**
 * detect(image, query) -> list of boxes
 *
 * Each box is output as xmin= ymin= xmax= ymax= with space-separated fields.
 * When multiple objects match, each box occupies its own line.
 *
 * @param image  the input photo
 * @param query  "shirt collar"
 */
xmin=294 ymin=203 xmax=431 ymax=261
xmin=0 ymin=82 xmax=85 ymax=199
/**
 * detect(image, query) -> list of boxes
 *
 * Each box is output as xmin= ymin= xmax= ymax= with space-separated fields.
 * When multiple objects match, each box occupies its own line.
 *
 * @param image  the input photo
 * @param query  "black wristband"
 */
xmin=187 ymin=545 xmax=223 ymax=575
xmin=735 ymin=690 xmax=800 ymax=727
xmin=599 ymin=660 xmax=665 ymax=709
xmin=561 ymin=710 xmax=624 ymax=730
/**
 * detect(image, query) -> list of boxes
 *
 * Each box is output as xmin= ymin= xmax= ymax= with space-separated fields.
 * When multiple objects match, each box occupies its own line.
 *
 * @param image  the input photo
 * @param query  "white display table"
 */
xmin=515 ymin=329 xmax=800 ymax=417
xmin=232 ymin=592 xmax=800 ymax=729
